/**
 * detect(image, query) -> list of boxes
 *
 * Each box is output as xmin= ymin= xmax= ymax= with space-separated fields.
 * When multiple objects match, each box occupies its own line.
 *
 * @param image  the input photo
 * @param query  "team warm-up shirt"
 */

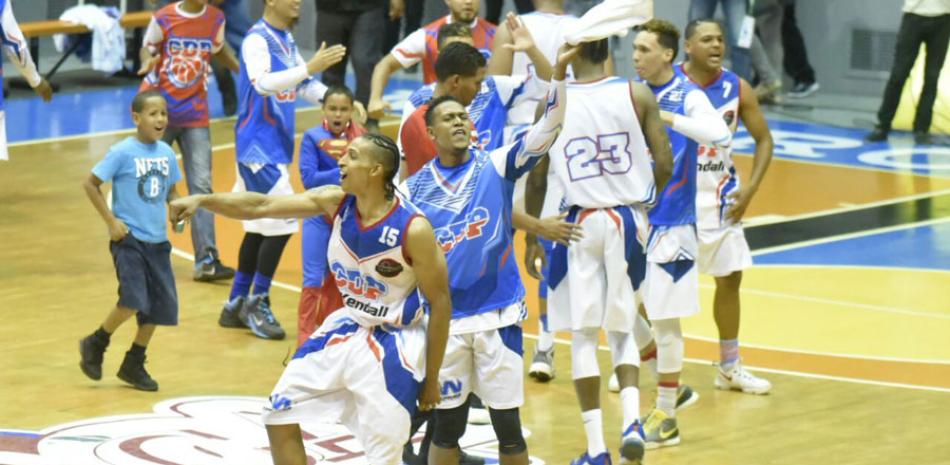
xmin=0 ymin=0 xmax=42 ymax=161
xmin=142 ymin=2 xmax=225 ymax=128
xmin=91 ymin=137 xmax=182 ymax=243
xmin=391 ymin=15 xmax=496 ymax=84
xmin=398 ymin=74 xmax=542 ymax=175
xmin=643 ymin=74 xmax=731 ymax=226
xmin=236 ymin=19 xmax=328 ymax=165
xmin=327 ymin=194 xmax=425 ymax=328
xmin=676 ymin=64 xmax=743 ymax=229
xmin=402 ymin=80 xmax=566 ymax=322
xmin=547 ymin=77 xmax=655 ymax=209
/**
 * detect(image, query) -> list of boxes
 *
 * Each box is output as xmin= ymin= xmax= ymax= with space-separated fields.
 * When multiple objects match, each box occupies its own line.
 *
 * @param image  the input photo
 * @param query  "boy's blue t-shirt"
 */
xmin=92 ymin=137 xmax=181 ymax=243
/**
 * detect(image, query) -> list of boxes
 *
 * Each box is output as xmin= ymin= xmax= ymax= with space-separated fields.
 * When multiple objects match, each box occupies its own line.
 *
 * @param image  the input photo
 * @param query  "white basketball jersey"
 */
xmin=507 ymin=12 xmax=579 ymax=127
xmin=327 ymin=195 xmax=425 ymax=328
xmin=548 ymin=77 xmax=656 ymax=209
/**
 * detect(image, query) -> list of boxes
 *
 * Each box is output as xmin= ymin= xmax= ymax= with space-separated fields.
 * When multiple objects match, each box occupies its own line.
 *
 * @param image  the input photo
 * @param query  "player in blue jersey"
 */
xmin=677 ymin=18 xmax=774 ymax=394
xmin=0 ymin=0 xmax=52 ymax=161
xmin=631 ymin=19 xmax=732 ymax=449
xmin=402 ymin=42 xmax=576 ymax=465
xmin=171 ymin=133 xmax=452 ymax=465
xmin=219 ymin=0 xmax=358 ymax=341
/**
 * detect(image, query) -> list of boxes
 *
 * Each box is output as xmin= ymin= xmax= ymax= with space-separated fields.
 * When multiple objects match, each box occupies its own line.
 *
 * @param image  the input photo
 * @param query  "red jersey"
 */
xmin=141 ymin=3 xmax=225 ymax=128
xmin=391 ymin=16 xmax=496 ymax=84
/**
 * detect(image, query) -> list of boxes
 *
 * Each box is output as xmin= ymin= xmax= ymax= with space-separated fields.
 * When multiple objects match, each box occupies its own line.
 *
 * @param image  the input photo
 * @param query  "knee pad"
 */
xmin=606 ymin=331 xmax=638 ymax=368
xmin=571 ymin=328 xmax=601 ymax=380
xmin=430 ymin=402 xmax=469 ymax=449
xmin=488 ymin=408 xmax=527 ymax=455
xmin=653 ymin=318 xmax=683 ymax=374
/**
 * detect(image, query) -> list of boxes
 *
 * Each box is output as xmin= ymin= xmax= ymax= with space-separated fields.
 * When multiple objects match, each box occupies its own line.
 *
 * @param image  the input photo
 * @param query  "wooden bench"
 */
xmin=16 ymin=11 xmax=153 ymax=85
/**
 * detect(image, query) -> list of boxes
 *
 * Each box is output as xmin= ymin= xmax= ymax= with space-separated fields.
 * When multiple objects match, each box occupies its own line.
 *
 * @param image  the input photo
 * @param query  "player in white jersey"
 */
xmin=0 ymin=0 xmax=52 ymax=161
xmin=526 ymin=39 xmax=673 ymax=465
xmin=629 ymin=18 xmax=732 ymax=449
xmin=680 ymin=18 xmax=774 ymax=394
xmin=486 ymin=0 xmax=579 ymax=383
xmin=171 ymin=134 xmax=452 ymax=465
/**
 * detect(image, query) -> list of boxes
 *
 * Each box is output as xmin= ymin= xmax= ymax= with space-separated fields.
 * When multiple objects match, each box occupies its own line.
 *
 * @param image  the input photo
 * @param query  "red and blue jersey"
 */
xmin=142 ymin=3 xmax=225 ymax=128
xmin=392 ymin=15 xmax=496 ymax=84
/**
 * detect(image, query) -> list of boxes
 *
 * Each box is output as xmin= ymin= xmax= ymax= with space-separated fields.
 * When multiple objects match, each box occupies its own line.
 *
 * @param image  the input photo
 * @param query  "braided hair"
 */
xmin=361 ymin=133 xmax=401 ymax=200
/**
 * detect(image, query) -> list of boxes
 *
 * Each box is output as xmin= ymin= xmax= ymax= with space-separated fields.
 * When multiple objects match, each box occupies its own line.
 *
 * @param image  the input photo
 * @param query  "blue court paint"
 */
xmin=5 ymin=75 xmax=423 ymax=143
xmin=754 ymin=221 xmax=950 ymax=271
xmin=733 ymin=120 xmax=950 ymax=178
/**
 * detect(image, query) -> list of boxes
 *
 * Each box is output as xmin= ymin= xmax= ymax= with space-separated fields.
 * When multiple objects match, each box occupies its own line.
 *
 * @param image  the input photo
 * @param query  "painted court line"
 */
xmin=751 ymin=216 xmax=950 ymax=256
xmin=170 ymin=247 xmax=949 ymax=393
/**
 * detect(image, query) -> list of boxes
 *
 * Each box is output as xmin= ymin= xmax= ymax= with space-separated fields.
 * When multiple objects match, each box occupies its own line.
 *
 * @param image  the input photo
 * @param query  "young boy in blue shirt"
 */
xmin=79 ymin=90 xmax=183 ymax=392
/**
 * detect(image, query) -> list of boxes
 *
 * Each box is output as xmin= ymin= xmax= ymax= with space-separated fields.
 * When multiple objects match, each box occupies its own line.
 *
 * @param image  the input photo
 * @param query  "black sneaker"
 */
xmin=79 ymin=335 xmax=106 ymax=380
xmin=914 ymin=131 xmax=933 ymax=145
xmin=241 ymin=294 xmax=286 ymax=340
xmin=193 ymin=250 xmax=236 ymax=282
xmin=117 ymin=351 xmax=159 ymax=391
xmin=219 ymin=296 xmax=247 ymax=328
xmin=866 ymin=126 xmax=889 ymax=142
xmin=787 ymin=81 xmax=820 ymax=98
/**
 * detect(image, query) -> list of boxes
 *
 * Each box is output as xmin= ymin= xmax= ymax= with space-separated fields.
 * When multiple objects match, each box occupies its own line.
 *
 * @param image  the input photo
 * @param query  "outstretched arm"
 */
xmin=405 ymin=218 xmax=452 ymax=411
xmin=660 ymin=89 xmax=732 ymax=148
xmin=170 ymin=186 xmax=346 ymax=223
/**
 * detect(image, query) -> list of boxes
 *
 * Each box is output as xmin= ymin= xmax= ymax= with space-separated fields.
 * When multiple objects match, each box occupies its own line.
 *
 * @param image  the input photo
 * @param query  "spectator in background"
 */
xmin=383 ymin=0 xmax=424 ymax=58
xmin=212 ymin=0 xmax=253 ymax=115
xmin=315 ymin=0 xmax=395 ymax=112
xmin=781 ymin=0 xmax=819 ymax=98
xmin=368 ymin=0 xmax=496 ymax=123
xmin=750 ymin=0 xmax=783 ymax=103
xmin=485 ymin=0 xmax=534 ymax=25
xmin=867 ymin=0 xmax=949 ymax=144
xmin=688 ymin=0 xmax=752 ymax=82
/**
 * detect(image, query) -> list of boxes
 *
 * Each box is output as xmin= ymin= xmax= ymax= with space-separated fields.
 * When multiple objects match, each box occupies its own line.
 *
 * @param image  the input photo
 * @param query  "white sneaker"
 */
xmin=608 ymin=373 xmax=620 ymax=392
xmin=715 ymin=361 xmax=772 ymax=395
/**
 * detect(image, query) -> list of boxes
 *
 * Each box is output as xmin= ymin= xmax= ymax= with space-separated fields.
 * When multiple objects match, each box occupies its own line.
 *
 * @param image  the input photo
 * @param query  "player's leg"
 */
xmin=429 ymin=333 xmax=475 ymax=465
xmin=265 ymin=424 xmax=307 ymax=465
xmin=472 ymin=323 xmax=527 ymax=464
xmin=429 ymin=400 xmax=470 ymax=465
xmin=606 ymin=330 xmax=645 ymax=463
xmin=242 ymin=233 xmax=291 ymax=340
xmin=529 ymin=239 xmax=556 ymax=382
xmin=488 ymin=407 xmax=528 ymax=465
xmin=642 ymin=317 xmax=684 ymax=449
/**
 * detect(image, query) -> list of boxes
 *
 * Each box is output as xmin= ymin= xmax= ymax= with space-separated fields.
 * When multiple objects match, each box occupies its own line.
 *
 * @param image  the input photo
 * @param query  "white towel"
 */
xmin=563 ymin=0 xmax=654 ymax=45
xmin=53 ymin=5 xmax=126 ymax=75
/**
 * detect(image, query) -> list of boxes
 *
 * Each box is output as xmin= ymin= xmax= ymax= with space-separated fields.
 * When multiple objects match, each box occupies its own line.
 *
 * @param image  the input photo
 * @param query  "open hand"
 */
xmin=307 ymin=42 xmax=347 ymax=74
xmin=535 ymin=212 xmax=583 ymax=245
xmin=417 ymin=377 xmax=441 ymax=411
xmin=502 ymin=13 xmax=536 ymax=53
xmin=32 ymin=79 xmax=53 ymax=102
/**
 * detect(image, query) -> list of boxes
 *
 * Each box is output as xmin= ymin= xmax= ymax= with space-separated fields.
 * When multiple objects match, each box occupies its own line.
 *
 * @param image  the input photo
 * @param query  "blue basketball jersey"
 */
xmin=327 ymin=195 xmax=426 ymax=328
xmin=407 ymin=76 xmax=527 ymax=151
xmin=643 ymin=75 xmax=700 ymax=226
xmin=404 ymin=143 xmax=540 ymax=319
xmin=236 ymin=20 xmax=309 ymax=165
xmin=0 ymin=0 xmax=6 ymax=112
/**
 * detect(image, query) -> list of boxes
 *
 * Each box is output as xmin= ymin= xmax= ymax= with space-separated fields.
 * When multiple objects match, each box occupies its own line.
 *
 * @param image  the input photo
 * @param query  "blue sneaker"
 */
xmin=193 ymin=250 xmax=235 ymax=282
xmin=619 ymin=421 xmax=645 ymax=464
xmin=241 ymin=294 xmax=286 ymax=340
xmin=571 ymin=452 xmax=612 ymax=465
xmin=219 ymin=296 xmax=246 ymax=328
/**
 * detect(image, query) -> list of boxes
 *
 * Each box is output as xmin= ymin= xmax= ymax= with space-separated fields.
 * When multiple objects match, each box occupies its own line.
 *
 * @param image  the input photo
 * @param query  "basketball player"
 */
xmin=296 ymin=85 xmax=366 ymax=346
xmin=631 ymin=19 xmax=731 ymax=449
xmin=170 ymin=133 xmax=452 ymax=465
xmin=0 ymin=0 xmax=53 ymax=161
xmin=139 ymin=0 xmax=239 ymax=282
xmin=526 ymin=39 xmax=674 ymax=465
xmin=401 ymin=43 xmax=575 ymax=465
xmin=218 ymin=0 xmax=352 ymax=340
xmin=678 ymin=18 xmax=774 ymax=394
xmin=368 ymin=0 xmax=496 ymax=120
xmin=486 ymin=0 xmax=579 ymax=382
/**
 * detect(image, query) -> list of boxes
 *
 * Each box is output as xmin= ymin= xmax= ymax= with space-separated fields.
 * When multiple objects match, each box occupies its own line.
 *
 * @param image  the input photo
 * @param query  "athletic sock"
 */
xmin=620 ymin=387 xmax=641 ymax=437
xmin=252 ymin=272 xmax=273 ymax=297
xmin=229 ymin=270 xmax=253 ymax=301
xmin=538 ymin=314 xmax=554 ymax=352
xmin=657 ymin=382 xmax=678 ymax=417
xmin=720 ymin=338 xmax=740 ymax=372
xmin=581 ymin=409 xmax=606 ymax=456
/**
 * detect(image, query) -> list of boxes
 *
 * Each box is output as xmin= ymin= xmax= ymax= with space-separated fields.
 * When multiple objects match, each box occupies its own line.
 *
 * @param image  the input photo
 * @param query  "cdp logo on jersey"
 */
xmin=433 ymin=207 xmax=489 ymax=252
xmin=331 ymin=262 xmax=388 ymax=300
xmin=165 ymin=37 xmax=212 ymax=88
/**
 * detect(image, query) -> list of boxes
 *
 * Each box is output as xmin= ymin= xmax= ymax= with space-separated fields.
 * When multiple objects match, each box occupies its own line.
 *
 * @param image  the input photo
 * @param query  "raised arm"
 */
xmin=368 ymin=54 xmax=405 ymax=119
xmin=404 ymin=217 xmax=452 ymax=411
xmin=170 ymin=186 xmax=346 ymax=223
xmin=728 ymin=78 xmax=773 ymax=222
xmin=631 ymin=81 xmax=673 ymax=194
xmin=244 ymin=35 xmax=343 ymax=97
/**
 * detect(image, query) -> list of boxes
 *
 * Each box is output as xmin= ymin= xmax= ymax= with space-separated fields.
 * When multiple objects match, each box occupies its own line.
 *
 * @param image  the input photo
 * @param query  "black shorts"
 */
xmin=110 ymin=235 xmax=178 ymax=326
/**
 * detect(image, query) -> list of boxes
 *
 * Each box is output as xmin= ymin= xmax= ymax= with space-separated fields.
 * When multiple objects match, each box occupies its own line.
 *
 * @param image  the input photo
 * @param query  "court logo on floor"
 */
xmin=0 ymin=396 xmax=544 ymax=464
